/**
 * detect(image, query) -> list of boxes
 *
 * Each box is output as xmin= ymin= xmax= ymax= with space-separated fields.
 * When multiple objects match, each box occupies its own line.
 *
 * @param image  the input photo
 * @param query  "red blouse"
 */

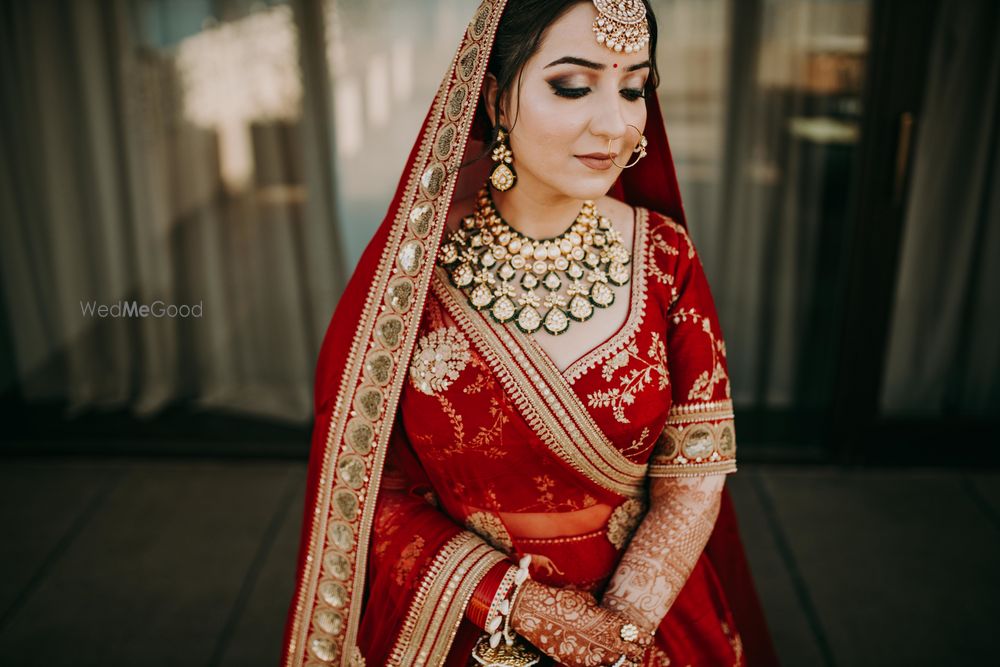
xmin=360 ymin=206 xmax=743 ymax=665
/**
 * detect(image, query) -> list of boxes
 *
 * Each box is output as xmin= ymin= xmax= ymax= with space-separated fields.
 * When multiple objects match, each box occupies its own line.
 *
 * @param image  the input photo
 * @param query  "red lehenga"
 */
xmin=280 ymin=2 xmax=779 ymax=666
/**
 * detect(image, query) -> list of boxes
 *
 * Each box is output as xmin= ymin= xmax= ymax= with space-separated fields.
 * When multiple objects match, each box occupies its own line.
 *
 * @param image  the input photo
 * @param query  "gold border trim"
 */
xmin=648 ymin=398 xmax=738 ymax=477
xmin=666 ymin=399 xmax=735 ymax=424
xmin=387 ymin=533 xmax=506 ymax=666
xmin=647 ymin=458 xmax=738 ymax=477
xmin=284 ymin=3 xmax=508 ymax=665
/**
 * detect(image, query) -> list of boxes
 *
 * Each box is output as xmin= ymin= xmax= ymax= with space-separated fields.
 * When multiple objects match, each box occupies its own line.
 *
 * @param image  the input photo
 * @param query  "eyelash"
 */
xmin=550 ymin=84 xmax=646 ymax=101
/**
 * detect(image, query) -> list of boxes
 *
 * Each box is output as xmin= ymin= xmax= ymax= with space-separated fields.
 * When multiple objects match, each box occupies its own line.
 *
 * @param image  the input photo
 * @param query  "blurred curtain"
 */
xmin=4 ymin=0 xmax=995 ymax=429
xmin=0 ymin=0 xmax=345 ymax=422
xmin=323 ymin=0 xmax=470 ymax=267
xmin=880 ymin=0 xmax=1000 ymax=416
xmin=652 ymin=0 xmax=869 ymax=413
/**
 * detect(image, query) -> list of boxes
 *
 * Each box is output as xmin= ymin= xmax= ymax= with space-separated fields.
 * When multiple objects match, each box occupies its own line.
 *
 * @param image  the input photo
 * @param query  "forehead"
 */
xmin=530 ymin=2 xmax=650 ymax=69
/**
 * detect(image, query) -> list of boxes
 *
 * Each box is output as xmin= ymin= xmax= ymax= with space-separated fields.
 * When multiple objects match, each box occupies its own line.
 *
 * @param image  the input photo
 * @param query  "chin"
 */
xmin=542 ymin=178 xmax=608 ymax=202
xmin=536 ymin=167 xmax=614 ymax=202
xmin=562 ymin=181 xmax=615 ymax=202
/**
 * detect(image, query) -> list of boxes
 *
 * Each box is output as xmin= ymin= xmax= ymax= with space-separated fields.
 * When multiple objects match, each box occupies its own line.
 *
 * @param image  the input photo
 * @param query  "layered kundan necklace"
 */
xmin=439 ymin=186 xmax=632 ymax=336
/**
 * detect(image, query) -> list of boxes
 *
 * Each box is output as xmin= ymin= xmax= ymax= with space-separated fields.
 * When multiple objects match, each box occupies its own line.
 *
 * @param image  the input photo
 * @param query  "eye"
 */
xmin=550 ymin=83 xmax=590 ymax=98
xmin=548 ymin=80 xmax=646 ymax=101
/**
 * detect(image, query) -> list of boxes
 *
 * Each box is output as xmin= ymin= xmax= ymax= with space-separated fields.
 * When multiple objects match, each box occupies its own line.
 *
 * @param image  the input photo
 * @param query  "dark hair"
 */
xmin=485 ymin=0 xmax=661 ymax=141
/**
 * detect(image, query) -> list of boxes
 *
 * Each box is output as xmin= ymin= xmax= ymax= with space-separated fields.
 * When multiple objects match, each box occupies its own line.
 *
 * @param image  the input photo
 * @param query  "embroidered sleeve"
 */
xmin=649 ymin=217 xmax=737 ymax=477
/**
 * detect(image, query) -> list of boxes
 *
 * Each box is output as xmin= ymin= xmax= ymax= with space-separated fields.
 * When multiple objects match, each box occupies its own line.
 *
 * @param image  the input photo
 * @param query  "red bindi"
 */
xmin=613 ymin=63 xmax=618 ymax=68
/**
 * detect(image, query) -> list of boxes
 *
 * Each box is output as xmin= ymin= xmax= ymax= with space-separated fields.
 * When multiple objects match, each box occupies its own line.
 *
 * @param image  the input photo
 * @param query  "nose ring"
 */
xmin=608 ymin=124 xmax=648 ymax=169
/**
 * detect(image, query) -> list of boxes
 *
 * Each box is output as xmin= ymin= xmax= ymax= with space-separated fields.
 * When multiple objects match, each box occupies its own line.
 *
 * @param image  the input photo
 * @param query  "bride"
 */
xmin=280 ymin=1 xmax=780 ymax=665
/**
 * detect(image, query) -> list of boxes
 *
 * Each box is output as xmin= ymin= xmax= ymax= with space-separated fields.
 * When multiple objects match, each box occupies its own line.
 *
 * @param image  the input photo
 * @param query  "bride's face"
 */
xmin=485 ymin=2 xmax=651 ymax=201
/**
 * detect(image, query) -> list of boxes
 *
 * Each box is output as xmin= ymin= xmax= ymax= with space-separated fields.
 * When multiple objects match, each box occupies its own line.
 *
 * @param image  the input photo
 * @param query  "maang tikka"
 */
xmin=592 ymin=0 xmax=650 ymax=54
xmin=489 ymin=126 xmax=517 ymax=191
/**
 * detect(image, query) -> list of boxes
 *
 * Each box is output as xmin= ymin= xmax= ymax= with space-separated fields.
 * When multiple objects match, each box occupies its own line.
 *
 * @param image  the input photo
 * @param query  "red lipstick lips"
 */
xmin=575 ymin=152 xmax=616 ymax=170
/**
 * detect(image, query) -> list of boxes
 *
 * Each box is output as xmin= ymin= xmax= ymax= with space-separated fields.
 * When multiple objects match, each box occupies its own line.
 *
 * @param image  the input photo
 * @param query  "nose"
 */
xmin=589 ymin=93 xmax=630 ymax=154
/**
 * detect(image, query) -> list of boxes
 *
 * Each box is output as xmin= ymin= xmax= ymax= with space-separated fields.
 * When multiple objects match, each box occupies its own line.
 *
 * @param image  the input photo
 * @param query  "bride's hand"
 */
xmin=509 ymin=580 xmax=651 ymax=666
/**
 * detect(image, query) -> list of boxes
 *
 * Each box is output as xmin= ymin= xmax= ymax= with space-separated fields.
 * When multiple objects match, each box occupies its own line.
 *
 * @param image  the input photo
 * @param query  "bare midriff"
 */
xmin=464 ymin=503 xmax=615 ymax=539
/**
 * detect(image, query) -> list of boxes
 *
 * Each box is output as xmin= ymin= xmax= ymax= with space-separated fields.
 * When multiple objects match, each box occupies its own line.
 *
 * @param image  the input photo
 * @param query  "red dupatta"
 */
xmin=280 ymin=1 xmax=778 ymax=665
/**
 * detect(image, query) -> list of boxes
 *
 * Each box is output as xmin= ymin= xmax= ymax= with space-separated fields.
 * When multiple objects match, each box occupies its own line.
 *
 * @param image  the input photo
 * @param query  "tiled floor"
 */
xmin=0 ymin=459 xmax=996 ymax=666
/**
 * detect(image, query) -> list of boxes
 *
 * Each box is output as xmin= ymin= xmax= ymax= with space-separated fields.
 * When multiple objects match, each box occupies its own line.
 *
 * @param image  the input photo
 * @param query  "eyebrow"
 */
xmin=544 ymin=56 xmax=651 ymax=72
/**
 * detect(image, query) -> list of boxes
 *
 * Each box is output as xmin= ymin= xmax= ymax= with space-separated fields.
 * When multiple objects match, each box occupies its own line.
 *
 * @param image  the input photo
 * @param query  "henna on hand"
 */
xmin=601 ymin=474 xmax=725 ymax=633
xmin=510 ymin=579 xmax=651 ymax=667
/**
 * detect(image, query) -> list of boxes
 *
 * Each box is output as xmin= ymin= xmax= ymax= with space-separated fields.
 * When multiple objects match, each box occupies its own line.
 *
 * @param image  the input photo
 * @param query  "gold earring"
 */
xmin=609 ymin=124 xmax=648 ymax=169
xmin=489 ymin=126 xmax=517 ymax=191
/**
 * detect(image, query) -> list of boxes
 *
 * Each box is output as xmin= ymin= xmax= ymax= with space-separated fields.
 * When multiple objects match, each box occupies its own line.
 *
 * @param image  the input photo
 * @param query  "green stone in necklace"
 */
xmin=438 ymin=185 xmax=632 ymax=335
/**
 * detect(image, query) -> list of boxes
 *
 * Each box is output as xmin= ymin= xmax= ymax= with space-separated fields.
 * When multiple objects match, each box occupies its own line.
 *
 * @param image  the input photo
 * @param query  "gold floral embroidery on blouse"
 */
xmin=421 ymin=390 xmax=511 ymax=461
xmin=647 ymin=215 xmax=692 ymax=297
xmin=670 ymin=308 xmax=731 ymax=401
xmin=621 ymin=426 xmax=651 ymax=459
xmin=409 ymin=326 xmax=471 ymax=395
xmin=585 ymin=332 xmax=669 ymax=424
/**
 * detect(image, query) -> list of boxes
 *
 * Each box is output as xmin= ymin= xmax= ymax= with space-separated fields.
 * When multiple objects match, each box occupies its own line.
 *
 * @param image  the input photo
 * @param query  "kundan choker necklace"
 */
xmin=439 ymin=186 xmax=632 ymax=336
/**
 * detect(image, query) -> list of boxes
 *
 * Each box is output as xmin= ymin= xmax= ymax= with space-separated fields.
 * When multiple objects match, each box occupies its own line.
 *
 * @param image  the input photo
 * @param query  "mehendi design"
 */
xmin=601 ymin=475 xmax=725 ymax=633
xmin=510 ymin=580 xmax=651 ymax=666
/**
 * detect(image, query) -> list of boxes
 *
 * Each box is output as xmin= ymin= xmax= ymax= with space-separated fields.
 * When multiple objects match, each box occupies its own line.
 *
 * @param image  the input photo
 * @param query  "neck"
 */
xmin=490 ymin=178 xmax=587 ymax=240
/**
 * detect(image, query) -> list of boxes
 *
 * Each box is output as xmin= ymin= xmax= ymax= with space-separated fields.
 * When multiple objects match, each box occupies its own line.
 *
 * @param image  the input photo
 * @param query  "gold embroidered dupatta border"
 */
xmin=283 ymin=3 xmax=508 ymax=665
xmin=386 ymin=534 xmax=507 ymax=665
xmin=432 ymin=207 xmax=650 ymax=499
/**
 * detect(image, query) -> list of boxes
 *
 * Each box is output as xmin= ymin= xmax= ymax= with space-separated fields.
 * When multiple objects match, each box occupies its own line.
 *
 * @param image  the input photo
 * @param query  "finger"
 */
xmin=624 ymin=646 xmax=646 ymax=663
xmin=604 ymin=653 xmax=642 ymax=667
xmin=620 ymin=637 xmax=648 ymax=662
xmin=594 ymin=638 xmax=644 ymax=664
